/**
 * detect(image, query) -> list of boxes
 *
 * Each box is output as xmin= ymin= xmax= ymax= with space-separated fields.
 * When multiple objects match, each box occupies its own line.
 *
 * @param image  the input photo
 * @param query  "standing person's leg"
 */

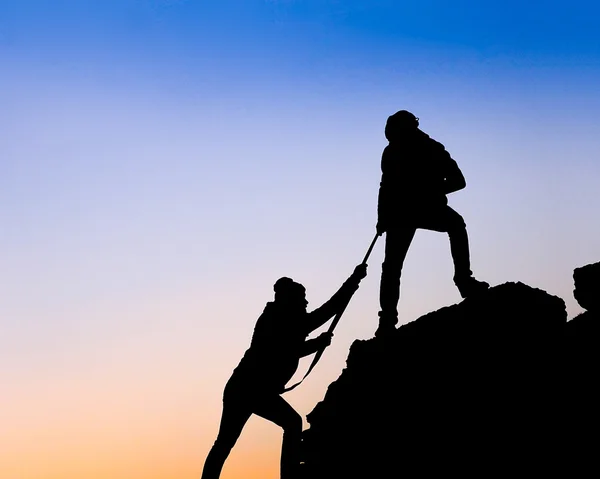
xmin=417 ymin=206 xmax=488 ymax=298
xmin=253 ymin=395 xmax=303 ymax=479
xmin=201 ymin=391 xmax=253 ymax=479
xmin=378 ymin=226 xmax=416 ymax=336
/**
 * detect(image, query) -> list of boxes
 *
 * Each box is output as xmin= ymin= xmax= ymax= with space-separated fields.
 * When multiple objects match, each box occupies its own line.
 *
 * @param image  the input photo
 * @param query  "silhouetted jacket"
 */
xmin=227 ymin=274 xmax=362 ymax=395
xmin=377 ymin=129 xmax=466 ymax=227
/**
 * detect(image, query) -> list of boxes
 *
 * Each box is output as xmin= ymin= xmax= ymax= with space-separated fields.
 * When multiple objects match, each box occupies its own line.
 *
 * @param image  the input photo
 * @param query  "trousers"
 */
xmin=379 ymin=205 xmax=472 ymax=322
xmin=201 ymin=378 xmax=303 ymax=479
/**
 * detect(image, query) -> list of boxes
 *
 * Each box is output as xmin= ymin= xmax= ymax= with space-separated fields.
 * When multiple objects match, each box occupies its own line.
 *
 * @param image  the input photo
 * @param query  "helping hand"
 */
xmin=352 ymin=263 xmax=368 ymax=281
xmin=319 ymin=331 xmax=333 ymax=348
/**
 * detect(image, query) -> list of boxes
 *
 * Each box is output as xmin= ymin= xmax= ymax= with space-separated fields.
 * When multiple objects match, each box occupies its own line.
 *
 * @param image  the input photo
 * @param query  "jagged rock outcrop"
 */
xmin=564 ymin=261 xmax=600 ymax=474
xmin=572 ymin=261 xmax=600 ymax=313
xmin=566 ymin=261 xmax=600 ymax=348
xmin=301 ymin=281 xmax=584 ymax=478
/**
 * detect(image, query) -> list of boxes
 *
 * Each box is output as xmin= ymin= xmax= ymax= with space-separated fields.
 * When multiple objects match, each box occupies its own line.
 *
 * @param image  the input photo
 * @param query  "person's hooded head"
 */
xmin=273 ymin=277 xmax=308 ymax=312
xmin=385 ymin=110 xmax=419 ymax=142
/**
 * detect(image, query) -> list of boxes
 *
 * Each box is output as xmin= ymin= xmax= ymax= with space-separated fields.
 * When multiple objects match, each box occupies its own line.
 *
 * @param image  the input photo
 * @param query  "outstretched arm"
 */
xmin=305 ymin=264 xmax=367 ymax=333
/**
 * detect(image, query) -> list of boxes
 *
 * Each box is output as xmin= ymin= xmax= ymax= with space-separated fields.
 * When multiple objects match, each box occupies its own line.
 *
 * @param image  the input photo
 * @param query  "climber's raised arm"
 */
xmin=305 ymin=264 xmax=367 ymax=332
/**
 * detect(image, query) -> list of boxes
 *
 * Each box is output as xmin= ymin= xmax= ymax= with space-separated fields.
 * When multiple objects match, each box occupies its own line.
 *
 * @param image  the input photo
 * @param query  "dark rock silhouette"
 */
xmin=300 ymin=280 xmax=590 ymax=478
xmin=564 ymin=261 xmax=600 ymax=475
xmin=570 ymin=260 xmax=600 ymax=320
xmin=566 ymin=261 xmax=600 ymax=357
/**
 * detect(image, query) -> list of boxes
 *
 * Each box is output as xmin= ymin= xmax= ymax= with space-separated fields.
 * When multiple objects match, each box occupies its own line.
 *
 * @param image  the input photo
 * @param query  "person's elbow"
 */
xmin=455 ymin=176 xmax=467 ymax=191
xmin=446 ymin=176 xmax=466 ymax=193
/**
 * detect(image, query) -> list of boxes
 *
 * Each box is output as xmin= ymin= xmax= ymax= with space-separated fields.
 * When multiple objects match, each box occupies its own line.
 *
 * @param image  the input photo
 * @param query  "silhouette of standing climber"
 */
xmin=376 ymin=110 xmax=489 ymax=337
xmin=201 ymin=264 xmax=367 ymax=479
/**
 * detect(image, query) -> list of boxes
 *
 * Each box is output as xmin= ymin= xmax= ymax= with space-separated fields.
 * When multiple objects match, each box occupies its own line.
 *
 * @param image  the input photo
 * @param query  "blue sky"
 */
xmin=2 ymin=2 xmax=599 ymax=478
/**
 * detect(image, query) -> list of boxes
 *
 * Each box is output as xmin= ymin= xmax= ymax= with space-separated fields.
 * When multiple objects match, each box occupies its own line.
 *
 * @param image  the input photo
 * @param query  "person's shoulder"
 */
xmin=420 ymin=131 xmax=455 ymax=162
xmin=418 ymin=130 xmax=445 ymax=148
xmin=255 ymin=302 xmax=277 ymax=322
xmin=261 ymin=301 xmax=276 ymax=314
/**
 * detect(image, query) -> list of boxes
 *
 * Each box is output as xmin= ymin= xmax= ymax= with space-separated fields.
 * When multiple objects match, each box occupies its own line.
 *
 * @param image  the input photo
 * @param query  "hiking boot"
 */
xmin=454 ymin=275 xmax=490 ymax=298
xmin=375 ymin=313 xmax=398 ymax=338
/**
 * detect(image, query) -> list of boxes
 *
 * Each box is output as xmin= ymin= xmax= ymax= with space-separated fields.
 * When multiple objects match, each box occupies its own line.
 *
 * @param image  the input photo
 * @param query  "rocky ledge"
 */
xmin=301 ymin=262 xmax=600 ymax=478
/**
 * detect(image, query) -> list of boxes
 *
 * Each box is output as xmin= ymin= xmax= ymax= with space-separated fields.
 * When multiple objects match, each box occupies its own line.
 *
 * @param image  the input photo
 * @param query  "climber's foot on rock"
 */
xmin=455 ymin=275 xmax=490 ymax=299
xmin=375 ymin=314 xmax=398 ymax=338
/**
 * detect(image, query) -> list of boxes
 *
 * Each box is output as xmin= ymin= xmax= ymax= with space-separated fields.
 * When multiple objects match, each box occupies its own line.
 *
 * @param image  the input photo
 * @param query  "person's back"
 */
xmin=231 ymin=301 xmax=307 ymax=393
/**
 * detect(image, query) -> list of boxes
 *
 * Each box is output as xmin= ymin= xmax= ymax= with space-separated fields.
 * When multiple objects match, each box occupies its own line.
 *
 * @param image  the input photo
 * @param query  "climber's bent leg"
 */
xmin=254 ymin=395 xmax=303 ymax=479
xmin=201 ymin=394 xmax=253 ymax=479
xmin=418 ymin=206 xmax=488 ymax=298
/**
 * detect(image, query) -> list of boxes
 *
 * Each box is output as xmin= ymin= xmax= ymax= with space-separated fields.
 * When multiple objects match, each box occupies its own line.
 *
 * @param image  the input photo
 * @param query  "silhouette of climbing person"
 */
xmin=201 ymin=264 xmax=368 ymax=479
xmin=376 ymin=110 xmax=489 ymax=337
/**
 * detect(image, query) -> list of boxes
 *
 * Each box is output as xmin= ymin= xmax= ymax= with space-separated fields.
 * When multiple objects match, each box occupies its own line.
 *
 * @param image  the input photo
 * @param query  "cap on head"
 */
xmin=274 ymin=277 xmax=306 ymax=301
xmin=385 ymin=110 xmax=419 ymax=141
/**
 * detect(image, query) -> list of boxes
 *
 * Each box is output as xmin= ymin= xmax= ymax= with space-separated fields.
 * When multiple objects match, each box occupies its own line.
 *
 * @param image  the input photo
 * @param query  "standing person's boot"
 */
xmin=454 ymin=274 xmax=489 ymax=298
xmin=375 ymin=312 xmax=398 ymax=338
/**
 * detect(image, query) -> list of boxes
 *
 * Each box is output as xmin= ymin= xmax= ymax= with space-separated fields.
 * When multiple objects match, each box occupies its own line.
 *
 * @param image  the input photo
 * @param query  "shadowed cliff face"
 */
xmin=564 ymin=261 xmax=600 ymax=474
xmin=572 ymin=261 xmax=600 ymax=313
xmin=566 ymin=261 xmax=600 ymax=357
xmin=300 ymin=280 xmax=589 ymax=478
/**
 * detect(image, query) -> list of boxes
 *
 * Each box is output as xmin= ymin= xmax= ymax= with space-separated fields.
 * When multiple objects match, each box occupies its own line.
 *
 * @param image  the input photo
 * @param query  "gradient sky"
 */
xmin=2 ymin=1 xmax=599 ymax=478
